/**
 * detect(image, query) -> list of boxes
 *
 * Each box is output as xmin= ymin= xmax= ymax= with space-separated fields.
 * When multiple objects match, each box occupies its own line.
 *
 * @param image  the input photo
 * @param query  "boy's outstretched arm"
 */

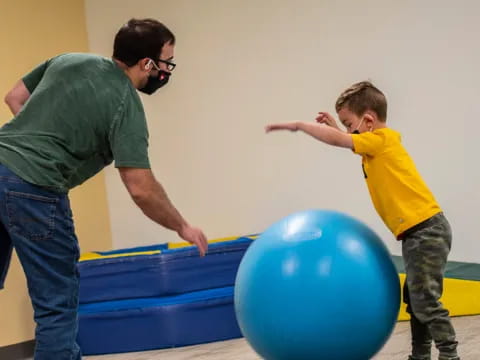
xmin=265 ymin=122 xmax=353 ymax=149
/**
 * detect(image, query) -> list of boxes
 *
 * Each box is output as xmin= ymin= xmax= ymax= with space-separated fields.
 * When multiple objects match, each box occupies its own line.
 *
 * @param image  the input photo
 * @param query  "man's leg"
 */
xmin=5 ymin=187 xmax=81 ymax=360
xmin=0 ymin=221 xmax=13 ymax=290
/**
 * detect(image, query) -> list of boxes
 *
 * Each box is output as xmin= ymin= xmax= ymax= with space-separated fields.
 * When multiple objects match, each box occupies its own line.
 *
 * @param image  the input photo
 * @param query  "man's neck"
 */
xmin=113 ymin=58 xmax=140 ymax=89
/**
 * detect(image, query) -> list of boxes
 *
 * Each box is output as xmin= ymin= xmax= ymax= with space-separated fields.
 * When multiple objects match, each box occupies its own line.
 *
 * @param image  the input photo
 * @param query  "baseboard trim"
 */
xmin=0 ymin=340 xmax=35 ymax=359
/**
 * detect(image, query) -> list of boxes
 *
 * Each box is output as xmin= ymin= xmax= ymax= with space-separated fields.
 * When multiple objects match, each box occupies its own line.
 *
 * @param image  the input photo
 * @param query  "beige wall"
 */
xmin=0 ymin=0 xmax=112 ymax=346
xmin=86 ymin=0 xmax=479 ymax=262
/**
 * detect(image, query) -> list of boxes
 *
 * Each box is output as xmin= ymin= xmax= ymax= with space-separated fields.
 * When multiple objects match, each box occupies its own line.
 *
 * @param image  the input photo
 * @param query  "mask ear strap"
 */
xmin=353 ymin=118 xmax=364 ymax=133
xmin=145 ymin=60 xmax=152 ymax=71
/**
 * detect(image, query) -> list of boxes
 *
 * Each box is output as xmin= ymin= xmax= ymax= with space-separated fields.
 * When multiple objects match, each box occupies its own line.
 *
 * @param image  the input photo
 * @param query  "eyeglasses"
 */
xmin=148 ymin=58 xmax=176 ymax=72
xmin=157 ymin=59 xmax=176 ymax=72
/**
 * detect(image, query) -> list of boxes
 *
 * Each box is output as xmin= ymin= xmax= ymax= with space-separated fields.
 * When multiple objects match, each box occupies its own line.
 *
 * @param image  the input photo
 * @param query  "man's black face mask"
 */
xmin=139 ymin=70 xmax=171 ymax=95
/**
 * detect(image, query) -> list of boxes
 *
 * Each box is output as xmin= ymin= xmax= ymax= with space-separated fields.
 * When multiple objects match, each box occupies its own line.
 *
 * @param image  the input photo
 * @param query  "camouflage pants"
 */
xmin=402 ymin=212 xmax=459 ymax=360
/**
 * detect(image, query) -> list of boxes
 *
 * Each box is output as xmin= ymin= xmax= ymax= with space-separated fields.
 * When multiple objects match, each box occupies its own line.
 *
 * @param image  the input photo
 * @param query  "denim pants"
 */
xmin=0 ymin=164 xmax=81 ymax=360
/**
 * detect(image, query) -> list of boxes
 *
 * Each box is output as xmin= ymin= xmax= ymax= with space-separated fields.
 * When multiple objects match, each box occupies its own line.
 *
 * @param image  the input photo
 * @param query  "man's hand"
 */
xmin=265 ymin=122 xmax=299 ymax=132
xmin=316 ymin=112 xmax=340 ymax=130
xmin=178 ymin=224 xmax=209 ymax=257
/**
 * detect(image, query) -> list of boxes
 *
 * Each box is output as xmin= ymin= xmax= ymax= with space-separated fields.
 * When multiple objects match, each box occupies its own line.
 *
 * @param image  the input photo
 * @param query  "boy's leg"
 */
xmin=404 ymin=282 xmax=433 ymax=359
xmin=402 ymin=214 xmax=459 ymax=360
xmin=3 ymin=185 xmax=82 ymax=360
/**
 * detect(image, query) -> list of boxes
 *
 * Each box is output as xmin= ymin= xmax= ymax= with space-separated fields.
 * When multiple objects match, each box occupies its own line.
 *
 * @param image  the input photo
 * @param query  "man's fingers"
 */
xmin=197 ymin=239 xmax=206 ymax=256
xmin=196 ymin=232 xmax=208 ymax=256
xmin=201 ymin=234 xmax=208 ymax=255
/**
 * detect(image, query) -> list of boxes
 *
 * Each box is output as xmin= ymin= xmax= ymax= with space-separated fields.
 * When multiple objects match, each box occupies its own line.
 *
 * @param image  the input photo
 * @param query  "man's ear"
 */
xmin=138 ymin=58 xmax=152 ymax=72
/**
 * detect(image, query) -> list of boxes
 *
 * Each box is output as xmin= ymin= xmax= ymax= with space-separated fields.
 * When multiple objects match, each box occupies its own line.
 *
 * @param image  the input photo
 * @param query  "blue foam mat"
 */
xmin=78 ymin=237 xmax=253 ymax=304
xmin=77 ymin=286 xmax=242 ymax=355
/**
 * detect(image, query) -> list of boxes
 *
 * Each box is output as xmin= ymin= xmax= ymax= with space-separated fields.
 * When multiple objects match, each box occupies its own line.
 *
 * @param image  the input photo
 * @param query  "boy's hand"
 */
xmin=265 ymin=122 xmax=299 ymax=132
xmin=316 ymin=112 xmax=340 ymax=130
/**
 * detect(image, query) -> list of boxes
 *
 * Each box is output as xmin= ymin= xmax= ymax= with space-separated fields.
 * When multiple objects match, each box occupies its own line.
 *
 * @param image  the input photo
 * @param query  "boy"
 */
xmin=265 ymin=81 xmax=459 ymax=360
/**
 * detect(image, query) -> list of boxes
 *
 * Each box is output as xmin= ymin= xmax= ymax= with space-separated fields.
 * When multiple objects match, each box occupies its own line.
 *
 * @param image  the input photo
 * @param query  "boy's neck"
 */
xmin=373 ymin=122 xmax=388 ymax=131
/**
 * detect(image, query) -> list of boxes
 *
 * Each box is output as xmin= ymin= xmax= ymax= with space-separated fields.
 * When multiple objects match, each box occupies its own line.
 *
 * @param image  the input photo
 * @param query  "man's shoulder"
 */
xmin=47 ymin=53 xmax=117 ymax=76
xmin=48 ymin=53 xmax=131 ymax=92
xmin=52 ymin=52 xmax=108 ymax=64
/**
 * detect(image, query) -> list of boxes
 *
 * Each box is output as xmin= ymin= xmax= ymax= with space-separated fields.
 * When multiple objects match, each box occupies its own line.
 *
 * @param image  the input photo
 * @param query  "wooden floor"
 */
xmin=83 ymin=315 xmax=480 ymax=360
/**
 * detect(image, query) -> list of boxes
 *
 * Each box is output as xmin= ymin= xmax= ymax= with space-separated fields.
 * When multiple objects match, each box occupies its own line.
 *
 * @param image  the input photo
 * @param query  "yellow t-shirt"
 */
xmin=351 ymin=128 xmax=441 ymax=238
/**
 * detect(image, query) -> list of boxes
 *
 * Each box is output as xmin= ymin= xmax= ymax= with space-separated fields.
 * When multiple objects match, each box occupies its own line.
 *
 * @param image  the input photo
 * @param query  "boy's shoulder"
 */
xmin=372 ymin=127 xmax=401 ymax=142
xmin=373 ymin=127 xmax=399 ymax=135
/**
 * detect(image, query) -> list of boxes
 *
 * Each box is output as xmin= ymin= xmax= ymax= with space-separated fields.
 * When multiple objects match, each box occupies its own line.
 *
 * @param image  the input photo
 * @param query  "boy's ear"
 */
xmin=363 ymin=112 xmax=375 ymax=130
xmin=363 ymin=111 xmax=374 ymax=122
xmin=364 ymin=111 xmax=376 ymax=124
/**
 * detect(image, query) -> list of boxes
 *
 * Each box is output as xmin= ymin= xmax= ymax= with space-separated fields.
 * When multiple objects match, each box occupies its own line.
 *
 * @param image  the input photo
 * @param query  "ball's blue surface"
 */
xmin=234 ymin=209 xmax=400 ymax=360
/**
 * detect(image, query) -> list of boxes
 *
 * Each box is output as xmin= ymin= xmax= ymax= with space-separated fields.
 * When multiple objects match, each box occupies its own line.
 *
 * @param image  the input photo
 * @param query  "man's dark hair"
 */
xmin=113 ymin=18 xmax=175 ymax=67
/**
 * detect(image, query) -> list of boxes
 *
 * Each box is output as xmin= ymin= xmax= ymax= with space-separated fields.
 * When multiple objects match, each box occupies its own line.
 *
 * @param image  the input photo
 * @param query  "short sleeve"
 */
xmin=109 ymin=91 xmax=151 ymax=169
xmin=22 ymin=60 xmax=51 ymax=93
xmin=352 ymin=131 xmax=386 ymax=156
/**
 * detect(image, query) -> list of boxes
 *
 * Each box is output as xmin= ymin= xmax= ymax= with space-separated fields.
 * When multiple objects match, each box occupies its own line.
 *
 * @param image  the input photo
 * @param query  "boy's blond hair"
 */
xmin=335 ymin=81 xmax=387 ymax=122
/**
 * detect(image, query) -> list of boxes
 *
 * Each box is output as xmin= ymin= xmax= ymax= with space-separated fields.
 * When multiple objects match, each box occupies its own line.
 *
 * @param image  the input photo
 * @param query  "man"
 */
xmin=0 ymin=18 xmax=208 ymax=359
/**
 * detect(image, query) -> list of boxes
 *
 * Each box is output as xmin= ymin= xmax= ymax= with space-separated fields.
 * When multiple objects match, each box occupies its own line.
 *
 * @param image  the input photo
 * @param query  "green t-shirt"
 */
xmin=0 ymin=53 xmax=150 ymax=193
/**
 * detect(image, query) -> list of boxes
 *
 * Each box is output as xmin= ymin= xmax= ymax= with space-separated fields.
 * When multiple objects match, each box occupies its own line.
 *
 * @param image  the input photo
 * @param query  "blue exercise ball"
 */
xmin=234 ymin=209 xmax=400 ymax=360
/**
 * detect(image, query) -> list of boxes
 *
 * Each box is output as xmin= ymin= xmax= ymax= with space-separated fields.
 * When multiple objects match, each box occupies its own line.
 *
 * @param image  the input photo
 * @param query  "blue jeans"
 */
xmin=0 ymin=164 xmax=81 ymax=359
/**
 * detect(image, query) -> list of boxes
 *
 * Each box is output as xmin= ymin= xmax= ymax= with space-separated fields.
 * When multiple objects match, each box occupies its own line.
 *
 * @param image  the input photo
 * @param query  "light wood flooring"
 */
xmin=82 ymin=315 xmax=480 ymax=360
